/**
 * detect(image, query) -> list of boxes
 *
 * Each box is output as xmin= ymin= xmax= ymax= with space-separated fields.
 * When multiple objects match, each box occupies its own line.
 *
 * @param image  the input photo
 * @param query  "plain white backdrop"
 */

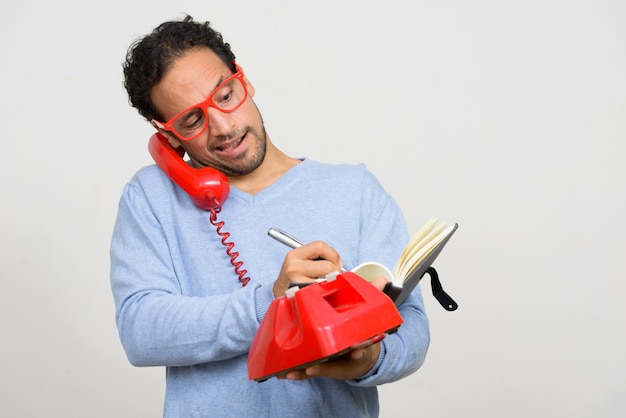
xmin=1 ymin=1 xmax=624 ymax=417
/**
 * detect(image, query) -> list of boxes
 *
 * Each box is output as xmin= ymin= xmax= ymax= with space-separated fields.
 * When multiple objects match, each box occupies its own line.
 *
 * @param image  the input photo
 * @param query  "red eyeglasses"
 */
xmin=152 ymin=64 xmax=248 ymax=141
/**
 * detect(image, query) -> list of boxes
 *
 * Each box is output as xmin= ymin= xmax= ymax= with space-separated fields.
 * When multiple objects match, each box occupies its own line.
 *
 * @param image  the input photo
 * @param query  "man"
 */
xmin=111 ymin=15 xmax=429 ymax=417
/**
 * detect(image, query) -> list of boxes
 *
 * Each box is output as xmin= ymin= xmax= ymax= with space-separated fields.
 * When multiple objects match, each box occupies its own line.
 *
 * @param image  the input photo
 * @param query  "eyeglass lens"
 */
xmin=173 ymin=77 xmax=246 ymax=139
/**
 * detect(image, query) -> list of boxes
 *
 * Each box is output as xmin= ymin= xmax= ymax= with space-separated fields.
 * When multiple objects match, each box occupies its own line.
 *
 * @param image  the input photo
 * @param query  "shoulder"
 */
xmin=298 ymin=159 xmax=382 ymax=189
xmin=124 ymin=164 xmax=176 ymax=196
xmin=129 ymin=164 xmax=169 ymax=186
xmin=290 ymin=159 xmax=396 ymax=221
xmin=120 ymin=164 xmax=180 ymax=209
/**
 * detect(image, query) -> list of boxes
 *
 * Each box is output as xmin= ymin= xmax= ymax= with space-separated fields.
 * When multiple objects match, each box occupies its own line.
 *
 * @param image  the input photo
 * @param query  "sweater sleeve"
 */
xmin=347 ymin=167 xmax=431 ymax=386
xmin=110 ymin=175 xmax=274 ymax=367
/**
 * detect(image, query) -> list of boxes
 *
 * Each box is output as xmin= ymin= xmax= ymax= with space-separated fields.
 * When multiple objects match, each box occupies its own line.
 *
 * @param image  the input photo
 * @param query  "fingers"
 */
xmin=274 ymin=241 xmax=344 ymax=297
xmin=276 ymin=369 xmax=308 ymax=380
xmin=307 ymin=344 xmax=379 ymax=380
xmin=369 ymin=276 xmax=389 ymax=292
xmin=287 ymin=240 xmax=343 ymax=278
xmin=276 ymin=344 xmax=381 ymax=381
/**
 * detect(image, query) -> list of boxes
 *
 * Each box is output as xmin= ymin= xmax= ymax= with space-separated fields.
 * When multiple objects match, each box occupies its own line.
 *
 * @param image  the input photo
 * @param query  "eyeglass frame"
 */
xmin=152 ymin=63 xmax=248 ymax=141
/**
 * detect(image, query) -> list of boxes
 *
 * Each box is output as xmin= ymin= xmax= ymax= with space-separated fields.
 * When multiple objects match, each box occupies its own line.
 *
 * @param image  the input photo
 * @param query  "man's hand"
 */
xmin=276 ymin=343 xmax=381 ymax=381
xmin=273 ymin=241 xmax=344 ymax=297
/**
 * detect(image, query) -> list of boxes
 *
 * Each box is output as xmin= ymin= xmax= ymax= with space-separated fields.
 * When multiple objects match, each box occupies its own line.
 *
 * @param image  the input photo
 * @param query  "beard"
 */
xmin=214 ymin=123 xmax=268 ymax=177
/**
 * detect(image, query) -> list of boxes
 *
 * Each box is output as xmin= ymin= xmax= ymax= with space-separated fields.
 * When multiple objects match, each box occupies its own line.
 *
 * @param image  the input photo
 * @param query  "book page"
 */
xmin=351 ymin=262 xmax=395 ymax=283
xmin=393 ymin=218 xmax=454 ymax=284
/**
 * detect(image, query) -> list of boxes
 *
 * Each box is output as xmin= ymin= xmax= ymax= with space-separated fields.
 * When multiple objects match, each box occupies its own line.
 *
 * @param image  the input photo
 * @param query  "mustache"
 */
xmin=213 ymin=128 xmax=251 ymax=146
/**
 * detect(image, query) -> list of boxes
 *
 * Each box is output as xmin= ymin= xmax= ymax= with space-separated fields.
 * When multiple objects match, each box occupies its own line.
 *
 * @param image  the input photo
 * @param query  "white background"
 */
xmin=1 ymin=1 xmax=624 ymax=417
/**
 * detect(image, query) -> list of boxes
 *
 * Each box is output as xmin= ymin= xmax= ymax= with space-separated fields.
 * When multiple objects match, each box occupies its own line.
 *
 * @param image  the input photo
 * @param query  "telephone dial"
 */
xmin=148 ymin=133 xmax=250 ymax=286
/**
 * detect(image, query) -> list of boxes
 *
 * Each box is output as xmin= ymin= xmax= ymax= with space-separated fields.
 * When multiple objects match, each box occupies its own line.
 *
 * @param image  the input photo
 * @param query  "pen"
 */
xmin=267 ymin=228 xmax=304 ymax=250
xmin=268 ymin=228 xmax=347 ymax=273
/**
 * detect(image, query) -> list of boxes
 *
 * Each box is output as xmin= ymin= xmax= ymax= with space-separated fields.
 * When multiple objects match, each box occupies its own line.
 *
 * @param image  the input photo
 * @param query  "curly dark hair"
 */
xmin=123 ymin=15 xmax=237 ymax=121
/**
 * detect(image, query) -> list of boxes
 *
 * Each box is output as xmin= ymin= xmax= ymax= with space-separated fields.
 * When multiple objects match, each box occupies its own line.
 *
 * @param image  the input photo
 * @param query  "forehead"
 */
xmin=151 ymin=48 xmax=231 ymax=121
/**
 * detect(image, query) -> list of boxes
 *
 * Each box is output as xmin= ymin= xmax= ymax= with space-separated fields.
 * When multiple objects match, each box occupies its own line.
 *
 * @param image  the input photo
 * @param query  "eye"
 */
xmin=215 ymin=87 xmax=234 ymax=105
xmin=175 ymin=109 xmax=205 ymax=135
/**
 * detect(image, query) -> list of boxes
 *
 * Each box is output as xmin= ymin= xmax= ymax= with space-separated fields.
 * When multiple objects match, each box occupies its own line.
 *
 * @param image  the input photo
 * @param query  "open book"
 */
xmin=352 ymin=217 xmax=458 ymax=310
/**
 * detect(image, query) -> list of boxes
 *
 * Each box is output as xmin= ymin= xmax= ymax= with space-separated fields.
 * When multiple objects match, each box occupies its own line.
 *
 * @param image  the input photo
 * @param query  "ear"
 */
xmin=151 ymin=121 xmax=183 ymax=149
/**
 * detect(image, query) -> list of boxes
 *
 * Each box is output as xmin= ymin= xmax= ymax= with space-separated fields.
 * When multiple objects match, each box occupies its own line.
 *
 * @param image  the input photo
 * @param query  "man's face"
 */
xmin=150 ymin=48 xmax=267 ymax=177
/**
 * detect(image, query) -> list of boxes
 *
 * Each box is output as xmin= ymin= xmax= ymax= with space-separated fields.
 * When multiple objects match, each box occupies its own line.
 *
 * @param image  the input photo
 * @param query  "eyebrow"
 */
xmin=211 ymin=68 xmax=234 ymax=92
xmin=181 ymin=68 xmax=235 ymax=113
xmin=212 ymin=75 xmax=227 ymax=91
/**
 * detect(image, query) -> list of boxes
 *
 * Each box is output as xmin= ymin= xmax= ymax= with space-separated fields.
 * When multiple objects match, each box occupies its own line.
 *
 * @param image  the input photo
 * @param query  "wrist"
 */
xmin=356 ymin=342 xmax=385 ymax=381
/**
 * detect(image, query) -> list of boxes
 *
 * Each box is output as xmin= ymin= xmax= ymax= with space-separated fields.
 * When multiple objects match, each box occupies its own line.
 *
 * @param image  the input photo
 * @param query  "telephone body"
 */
xmin=148 ymin=132 xmax=250 ymax=286
xmin=148 ymin=133 xmax=230 ymax=211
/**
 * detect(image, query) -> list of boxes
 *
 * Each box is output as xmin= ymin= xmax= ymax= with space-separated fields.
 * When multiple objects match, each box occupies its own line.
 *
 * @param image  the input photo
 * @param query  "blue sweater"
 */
xmin=110 ymin=159 xmax=430 ymax=417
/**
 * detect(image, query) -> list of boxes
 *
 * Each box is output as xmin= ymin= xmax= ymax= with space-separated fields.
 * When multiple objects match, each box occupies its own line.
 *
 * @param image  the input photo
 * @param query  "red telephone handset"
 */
xmin=148 ymin=133 xmax=230 ymax=210
xmin=148 ymin=132 xmax=250 ymax=286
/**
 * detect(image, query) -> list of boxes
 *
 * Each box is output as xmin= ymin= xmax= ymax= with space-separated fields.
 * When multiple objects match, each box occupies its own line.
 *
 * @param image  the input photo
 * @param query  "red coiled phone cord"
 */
xmin=208 ymin=199 xmax=251 ymax=287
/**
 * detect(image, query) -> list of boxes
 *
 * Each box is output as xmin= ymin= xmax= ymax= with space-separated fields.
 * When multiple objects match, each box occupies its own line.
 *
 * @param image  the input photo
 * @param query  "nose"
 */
xmin=207 ymin=106 xmax=235 ymax=137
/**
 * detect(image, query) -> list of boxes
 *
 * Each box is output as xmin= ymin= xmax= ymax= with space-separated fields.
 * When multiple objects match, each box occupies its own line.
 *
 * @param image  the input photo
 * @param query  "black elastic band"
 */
xmin=426 ymin=267 xmax=458 ymax=311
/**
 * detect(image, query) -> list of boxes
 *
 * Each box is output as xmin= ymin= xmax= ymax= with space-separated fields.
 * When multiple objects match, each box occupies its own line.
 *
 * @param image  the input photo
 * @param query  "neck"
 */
xmin=228 ymin=138 xmax=300 ymax=194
